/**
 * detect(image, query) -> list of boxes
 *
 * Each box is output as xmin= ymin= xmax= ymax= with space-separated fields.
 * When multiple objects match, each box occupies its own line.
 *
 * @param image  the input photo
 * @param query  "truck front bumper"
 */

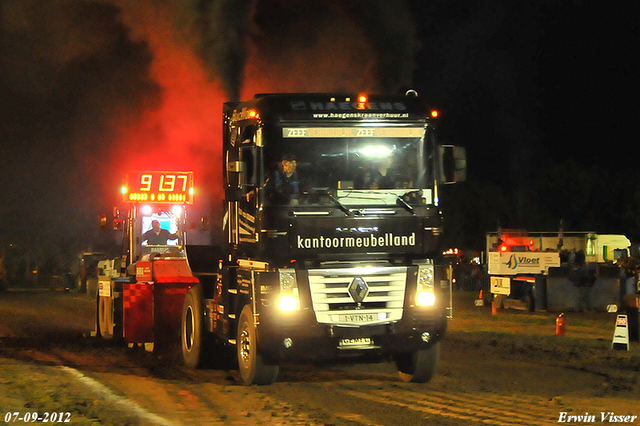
xmin=257 ymin=307 xmax=448 ymax=361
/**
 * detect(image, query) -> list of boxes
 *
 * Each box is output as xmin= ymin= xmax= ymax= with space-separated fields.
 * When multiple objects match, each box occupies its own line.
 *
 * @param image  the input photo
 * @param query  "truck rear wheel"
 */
xmin=395 ymin=341 xmax=441 ymax=383
xmin=182 ymin=284 xmax=206 ymax=368
xmin=237 ymin=305 xmax=279 ymax=385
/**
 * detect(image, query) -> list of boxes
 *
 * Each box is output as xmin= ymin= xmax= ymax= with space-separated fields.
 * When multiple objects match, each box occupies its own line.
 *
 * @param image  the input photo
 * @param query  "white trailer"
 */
xmin=486 ymin=230 xmax=630 ymax=311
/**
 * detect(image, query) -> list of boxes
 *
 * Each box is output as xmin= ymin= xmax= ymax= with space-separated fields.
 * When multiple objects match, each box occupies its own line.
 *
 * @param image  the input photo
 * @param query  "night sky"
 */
xmin=0 ymin=0 xmax=636 ymax=272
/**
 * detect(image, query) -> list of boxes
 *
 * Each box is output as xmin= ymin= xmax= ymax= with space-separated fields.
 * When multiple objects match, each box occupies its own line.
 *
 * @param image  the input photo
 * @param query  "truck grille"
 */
xmin=308 ymin=266 xmax=407 ymax=325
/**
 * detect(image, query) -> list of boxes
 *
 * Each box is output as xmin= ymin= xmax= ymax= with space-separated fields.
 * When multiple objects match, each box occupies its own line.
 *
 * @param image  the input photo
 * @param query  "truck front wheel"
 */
xmin=237 ymin=305 xmax=279 ymax=385
xmin=395 ymin=341 xmax=441 ymax=383
xmin=182 ymin=284 xmax=206 ymax=368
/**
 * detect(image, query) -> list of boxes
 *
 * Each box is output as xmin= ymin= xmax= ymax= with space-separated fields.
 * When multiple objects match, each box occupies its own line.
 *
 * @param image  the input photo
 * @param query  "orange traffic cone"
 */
xmin=555 ymin=313 xmax=565 ymax=336
xmin=491 ymin=300 xmax=497 ymax=315
xmin=479 ymin=289 xmax=483 ymax=300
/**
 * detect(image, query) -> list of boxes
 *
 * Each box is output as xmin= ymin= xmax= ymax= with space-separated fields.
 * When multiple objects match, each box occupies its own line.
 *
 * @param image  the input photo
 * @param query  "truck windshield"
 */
xmin=264 ymin=125 xmax=433 ymax=206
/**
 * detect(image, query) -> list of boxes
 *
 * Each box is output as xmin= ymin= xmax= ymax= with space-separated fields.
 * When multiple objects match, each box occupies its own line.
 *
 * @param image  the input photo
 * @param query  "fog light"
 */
xmin=283 ymin=337 xmax=293 ymax=349
xmin=421 ymin=332 xmax=431 ymax=343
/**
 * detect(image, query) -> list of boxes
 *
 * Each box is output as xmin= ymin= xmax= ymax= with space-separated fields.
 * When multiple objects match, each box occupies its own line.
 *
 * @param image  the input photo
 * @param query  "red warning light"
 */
xmin=430 ymin=110 xmax=439 ymax=118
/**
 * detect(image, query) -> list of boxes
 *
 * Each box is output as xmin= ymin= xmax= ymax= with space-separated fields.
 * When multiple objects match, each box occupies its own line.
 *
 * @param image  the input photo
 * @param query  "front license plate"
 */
xmin=339 ymin=337 xmax=372 ymax=347
xmin=338 ymin=313 xmax=377 ymax=322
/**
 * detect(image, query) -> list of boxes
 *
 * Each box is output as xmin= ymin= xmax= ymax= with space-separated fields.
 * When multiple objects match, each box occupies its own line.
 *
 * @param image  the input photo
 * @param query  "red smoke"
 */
xmin=106 ymin=2 xmax=226 ymax=214
xmin=108 ymin=1 xmax=386 ymax=222
xmin=115 ymin=30 xmax=224 ymax=188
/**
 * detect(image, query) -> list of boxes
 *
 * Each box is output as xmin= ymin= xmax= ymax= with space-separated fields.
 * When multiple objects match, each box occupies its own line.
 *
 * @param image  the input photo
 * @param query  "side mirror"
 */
xmin=99 ymin=208 xmax=123 ymax=230
xmin=439 ymin=145 xmax=467 ymax=184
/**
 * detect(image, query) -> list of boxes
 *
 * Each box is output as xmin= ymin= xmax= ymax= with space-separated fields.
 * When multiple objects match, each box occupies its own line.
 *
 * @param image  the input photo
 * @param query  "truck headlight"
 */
xmin=416 ymin=263 xmax=436 ymax=307
xmin=278 ymin=269 xmax=300 ymax=312
xmin=278 ymin=294 xmax=299 ymax=311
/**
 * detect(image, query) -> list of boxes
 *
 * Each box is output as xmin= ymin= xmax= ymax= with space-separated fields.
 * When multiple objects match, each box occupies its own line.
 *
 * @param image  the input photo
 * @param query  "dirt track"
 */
xmin=1 ymin=289 xmax=639 ymax=425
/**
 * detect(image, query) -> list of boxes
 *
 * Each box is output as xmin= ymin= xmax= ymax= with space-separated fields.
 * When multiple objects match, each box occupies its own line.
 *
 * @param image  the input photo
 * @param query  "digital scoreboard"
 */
xmin=122 ymin=171 xmax=194 ymax=204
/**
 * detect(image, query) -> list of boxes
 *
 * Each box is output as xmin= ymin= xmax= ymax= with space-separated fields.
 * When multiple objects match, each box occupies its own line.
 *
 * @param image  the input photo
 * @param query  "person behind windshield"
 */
xmin=357 ymin=156 xmax=396 ymax=189
xmin=266 ymin=153 xmax=300 ymax=204
xmin=141 ymin=220 xmax=179 ymax=245
xmin=371 ymin=156 xmax=396 ymax=189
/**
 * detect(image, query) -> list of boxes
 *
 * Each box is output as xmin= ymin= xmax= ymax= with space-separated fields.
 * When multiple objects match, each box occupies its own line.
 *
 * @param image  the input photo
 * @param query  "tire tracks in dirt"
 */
xmin=82 ymin=369 xmax=328 ymax=425
xmin=259 ymin=378 xmax=621 ymax=426
xmin=333 ymin=381 xmax=561 ymax=425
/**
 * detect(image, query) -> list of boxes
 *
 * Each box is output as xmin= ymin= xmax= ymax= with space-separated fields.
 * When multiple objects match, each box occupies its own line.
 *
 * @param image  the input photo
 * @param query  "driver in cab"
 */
xmin=266 ymin=154 xmax=300 ymax=205
xmin=141 ymin=220 xmax=179 ymax=245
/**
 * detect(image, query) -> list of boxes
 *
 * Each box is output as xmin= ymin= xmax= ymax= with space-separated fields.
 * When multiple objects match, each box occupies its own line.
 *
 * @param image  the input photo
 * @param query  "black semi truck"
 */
xmin=182 ymin=92 xmax=466 ymax=385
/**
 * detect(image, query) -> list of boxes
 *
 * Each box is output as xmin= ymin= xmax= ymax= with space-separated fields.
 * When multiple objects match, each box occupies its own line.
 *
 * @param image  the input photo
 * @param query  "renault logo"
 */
xmin=348 ymin=277 xmax=369 ymax=304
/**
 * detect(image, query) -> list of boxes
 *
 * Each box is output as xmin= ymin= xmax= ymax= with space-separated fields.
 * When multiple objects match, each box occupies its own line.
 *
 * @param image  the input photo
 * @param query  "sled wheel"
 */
xmin=98 ymin=296 xmax=114 ymax=339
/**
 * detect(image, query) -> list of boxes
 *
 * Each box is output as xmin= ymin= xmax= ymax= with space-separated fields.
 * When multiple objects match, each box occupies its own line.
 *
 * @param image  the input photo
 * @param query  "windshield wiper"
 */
xmin=322 ymin=188 xmax=420 ymax=215
xmin=396 ymin=194 xmax=415 ymax=215
xmin=329 ymin=193 xmax=351 ymax=215
xmin=309 ymin=188 xmax=351 ymax=216
xmin=396 ymin=190 xmax=425 ymax=215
